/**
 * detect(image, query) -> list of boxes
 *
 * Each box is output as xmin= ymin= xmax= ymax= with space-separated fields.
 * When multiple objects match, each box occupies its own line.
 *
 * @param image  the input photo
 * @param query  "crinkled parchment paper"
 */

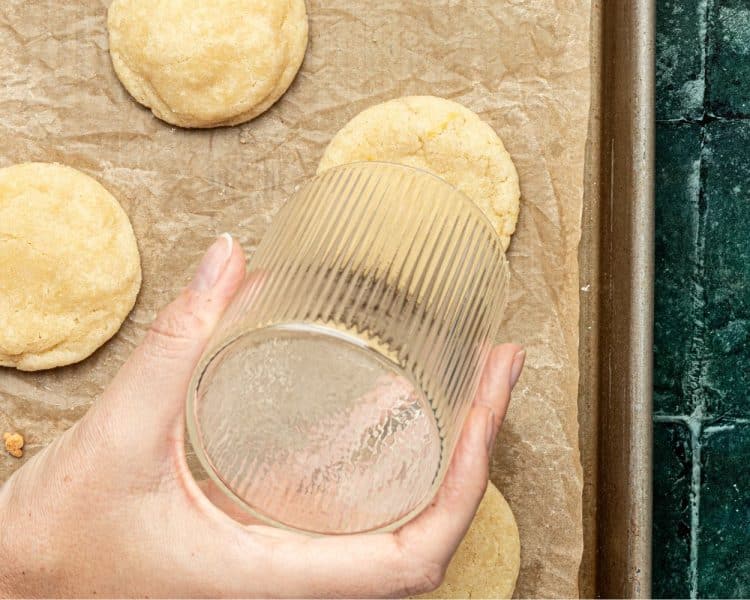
xmin=0 ymin=1 xmax=590 ymax=596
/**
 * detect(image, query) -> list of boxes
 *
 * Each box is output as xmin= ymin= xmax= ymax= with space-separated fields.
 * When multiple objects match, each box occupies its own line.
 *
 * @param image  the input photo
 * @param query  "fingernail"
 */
xmin=510 ymin=350 xmax=526 ymax=389
xmin=485 ymin=408 xmax=496 ymax=450
xmin=189 ymin=233 xmax=233 ymax=292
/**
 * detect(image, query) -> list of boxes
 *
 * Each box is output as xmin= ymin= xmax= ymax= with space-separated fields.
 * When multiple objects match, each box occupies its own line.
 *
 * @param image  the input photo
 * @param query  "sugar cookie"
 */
xmin=318 ymin=96 xmax=520 ymax=249
xmin=108 ymin=0 xmax=308 ymax=128
xmin=0 ymin=163 xmax=141 ymax=371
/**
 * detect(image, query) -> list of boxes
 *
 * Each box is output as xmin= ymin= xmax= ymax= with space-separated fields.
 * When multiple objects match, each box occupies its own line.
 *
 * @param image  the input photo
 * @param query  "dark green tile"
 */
xmin=701 ymin=121 xmax=750 ymax=417
xmin=655 ymin=390 xmax=694 ymax=420
xmin=654 ymin=122 xmax=702 ymax=413
xmin=656 ymin=0 xmax=707 ymax=120
xmin=698 ymin=424 xmax=750 ymax=598
xmin=653 ymin=421 xmax=693 ymax=598
xmin=707 ymin=0 xmax=750 ymax=117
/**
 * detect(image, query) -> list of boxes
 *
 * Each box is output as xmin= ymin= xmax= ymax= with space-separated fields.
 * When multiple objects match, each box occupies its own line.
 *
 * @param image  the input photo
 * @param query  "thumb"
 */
xmin=95 ymin=234 xmax=246 ymax=431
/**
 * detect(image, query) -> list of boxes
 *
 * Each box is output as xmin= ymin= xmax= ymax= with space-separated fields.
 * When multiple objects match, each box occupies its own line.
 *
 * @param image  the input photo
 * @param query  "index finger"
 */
xmin=393 ymin=343 xmax=521 ymax=564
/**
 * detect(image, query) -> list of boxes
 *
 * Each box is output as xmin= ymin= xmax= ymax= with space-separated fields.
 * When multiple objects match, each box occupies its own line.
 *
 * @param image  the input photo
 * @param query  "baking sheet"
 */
xmin=577 ymin=0 xmax=654 ymax=597
xmin=0 ymin=1 xmax=591 ymax=597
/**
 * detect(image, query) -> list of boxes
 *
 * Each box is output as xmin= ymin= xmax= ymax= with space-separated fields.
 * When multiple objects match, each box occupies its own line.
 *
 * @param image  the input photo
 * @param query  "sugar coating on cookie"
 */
xmin=0 ymin=163 xmax=141 ymax=371
xmin=415 ymin=482 xmax=520 ymax=599
xmin=107 ymin=0 xmax=308 ymax=128
xmin=318 ymin=96 xmax=521 ymax=250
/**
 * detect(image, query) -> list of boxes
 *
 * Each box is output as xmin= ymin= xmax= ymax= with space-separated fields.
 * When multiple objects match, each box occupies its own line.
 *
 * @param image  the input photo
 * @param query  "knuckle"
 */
xmin=408 ymin=559 xmax=446 ymax=596
xmin=472 ymin=470 xmax=490 ymax=498
xmin=144 ymin=297 xmax=207 ymax=356
xmin=68 ymin=414 xmax=120 ymax=467
xmin=391 ymin=539 xmax=446 ymax=597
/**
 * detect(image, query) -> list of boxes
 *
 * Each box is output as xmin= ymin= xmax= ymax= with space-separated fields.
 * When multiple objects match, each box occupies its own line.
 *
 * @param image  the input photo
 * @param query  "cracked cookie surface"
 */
xmin=318 ymin=96 xmax=520 ymax=250
xmin=0 ymin=163 xmax=141 ymax=371
xmin=107 ymin=0 xmax=308 ymax=128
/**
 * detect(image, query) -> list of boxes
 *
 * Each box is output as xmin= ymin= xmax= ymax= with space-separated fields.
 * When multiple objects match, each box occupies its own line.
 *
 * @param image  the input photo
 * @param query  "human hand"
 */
xmin=0 ymin=235 xmax=525 ymax=598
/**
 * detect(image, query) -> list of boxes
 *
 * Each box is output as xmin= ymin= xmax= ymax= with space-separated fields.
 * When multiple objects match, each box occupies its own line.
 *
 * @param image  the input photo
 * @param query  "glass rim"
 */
xmin=186 ymin=321 xmax=444 ymax=535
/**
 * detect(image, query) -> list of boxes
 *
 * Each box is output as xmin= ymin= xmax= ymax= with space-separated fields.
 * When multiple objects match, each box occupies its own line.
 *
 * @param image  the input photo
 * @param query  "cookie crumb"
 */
xmin=3 ymin=432 xmax=24 ymax=458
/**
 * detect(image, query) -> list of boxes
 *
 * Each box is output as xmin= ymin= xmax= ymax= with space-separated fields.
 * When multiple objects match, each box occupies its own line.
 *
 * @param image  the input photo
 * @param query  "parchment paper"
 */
xmin=0 ymin=1 xmax=590 ymax=596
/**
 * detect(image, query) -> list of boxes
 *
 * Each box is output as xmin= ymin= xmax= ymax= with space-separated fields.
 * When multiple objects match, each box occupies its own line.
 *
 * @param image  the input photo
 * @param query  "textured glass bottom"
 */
xmin=190 ymin=323 xmax=442 ymax=534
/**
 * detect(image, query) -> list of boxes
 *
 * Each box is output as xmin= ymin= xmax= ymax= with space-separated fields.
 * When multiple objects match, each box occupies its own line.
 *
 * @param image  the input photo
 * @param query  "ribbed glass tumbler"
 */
xmin=187 ymin=162 xmax=510 ymax=535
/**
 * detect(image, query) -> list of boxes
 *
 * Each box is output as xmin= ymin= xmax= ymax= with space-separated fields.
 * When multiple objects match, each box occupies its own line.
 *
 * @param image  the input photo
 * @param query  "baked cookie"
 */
xmin=0 ymin=163 xmax=141 ymax=371
xmin=416 ymin=482 xmax=520 ymax=599
xmin=317 ymin=96 xmax=520 ymax=250
xmin=107 ymin=0 xmax=308 ymax=128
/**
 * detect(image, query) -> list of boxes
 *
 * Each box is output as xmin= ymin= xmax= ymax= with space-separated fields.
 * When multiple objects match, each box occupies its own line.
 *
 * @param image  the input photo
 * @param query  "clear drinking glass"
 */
xmin=187 ymin=162 xmax=510 ymax=535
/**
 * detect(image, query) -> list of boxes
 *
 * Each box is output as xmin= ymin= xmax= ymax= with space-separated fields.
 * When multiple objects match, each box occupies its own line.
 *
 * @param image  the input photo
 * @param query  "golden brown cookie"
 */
xmin=0 ymin=163 xmax=141 ymax=371
xmin=318 ymin=96 xmax=520 ymax=250
xmin=107 ymin=0 xmax=308 ymax=128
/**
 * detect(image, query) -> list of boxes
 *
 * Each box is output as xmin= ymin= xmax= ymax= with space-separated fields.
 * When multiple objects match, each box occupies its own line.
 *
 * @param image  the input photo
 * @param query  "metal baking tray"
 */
xmin=0 ymin=1 xmax=654 ymax=596
xmin=578 ymin=0 xmax=654 ymax=597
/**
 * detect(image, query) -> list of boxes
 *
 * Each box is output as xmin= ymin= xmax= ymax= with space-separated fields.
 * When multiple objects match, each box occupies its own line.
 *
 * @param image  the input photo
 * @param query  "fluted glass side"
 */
xmin=187 ymin=162 xmax=509 ymax=534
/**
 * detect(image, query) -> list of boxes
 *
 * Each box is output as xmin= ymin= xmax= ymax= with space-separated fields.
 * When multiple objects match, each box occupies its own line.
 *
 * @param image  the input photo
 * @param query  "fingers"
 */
xmin=214 ymin=344 xmax=525 ymax=599
xmin=380 ymin=410 xmax=493 ymax=597
xmin=397 ymin=343 xmax=523 ymax=522
xmin=92 ymin=234 xmax=247 ymax=434
xmin=474 ymin=343 xmax=525 ymax=447
xmin=385 ymin=343 xmax=525 ymax=594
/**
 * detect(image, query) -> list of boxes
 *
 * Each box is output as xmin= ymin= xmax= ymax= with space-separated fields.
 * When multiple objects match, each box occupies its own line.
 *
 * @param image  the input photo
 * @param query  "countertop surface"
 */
xmin=654 ymin=0 xmax=750 ymax=597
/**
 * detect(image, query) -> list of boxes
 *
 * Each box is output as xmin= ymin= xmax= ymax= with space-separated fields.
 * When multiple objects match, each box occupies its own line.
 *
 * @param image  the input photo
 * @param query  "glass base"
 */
xmin=188 ymin=322 xmax=442 ymax=535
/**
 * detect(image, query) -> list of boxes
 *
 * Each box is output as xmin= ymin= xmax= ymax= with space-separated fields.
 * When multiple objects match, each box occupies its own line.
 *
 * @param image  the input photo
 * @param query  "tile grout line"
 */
xmin=652 ymin=412 xmax=704 ymax=600
xmin=685 ymin=1 xmax=713 ymax=596
xmin=657 ymin=106 xmax=750 ymax=129
xmin=703 ymin=422 xmax=739 ymax=434
xmin=685 ymin=107 xmax=705 ymax=600
xmin=655 ymin=415 xmax=750 ymax=425
xmin=657 ymin=114 xmax=750 ymax=125
xmin=688 ymin=417 xmax=703 ymax=600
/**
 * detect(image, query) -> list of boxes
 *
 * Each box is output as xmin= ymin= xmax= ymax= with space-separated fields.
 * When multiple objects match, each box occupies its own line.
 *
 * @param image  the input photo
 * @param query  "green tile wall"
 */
xmin=656 ymin=0 xmax=707 ymax=120
xmin=707 ymin=0 xmax=750 ymax=117
xmin=654 ymin=122 xmax=702 ymax=413
xmin=655 ymin=0 xmax=750 ymax=597
xmin=697 ymin=425 xmax=750 ymax=598
xmin=653 ymin=421 xmax=693 ymax=599
xmin=702 ymin=121 xmax=750 ymax=418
